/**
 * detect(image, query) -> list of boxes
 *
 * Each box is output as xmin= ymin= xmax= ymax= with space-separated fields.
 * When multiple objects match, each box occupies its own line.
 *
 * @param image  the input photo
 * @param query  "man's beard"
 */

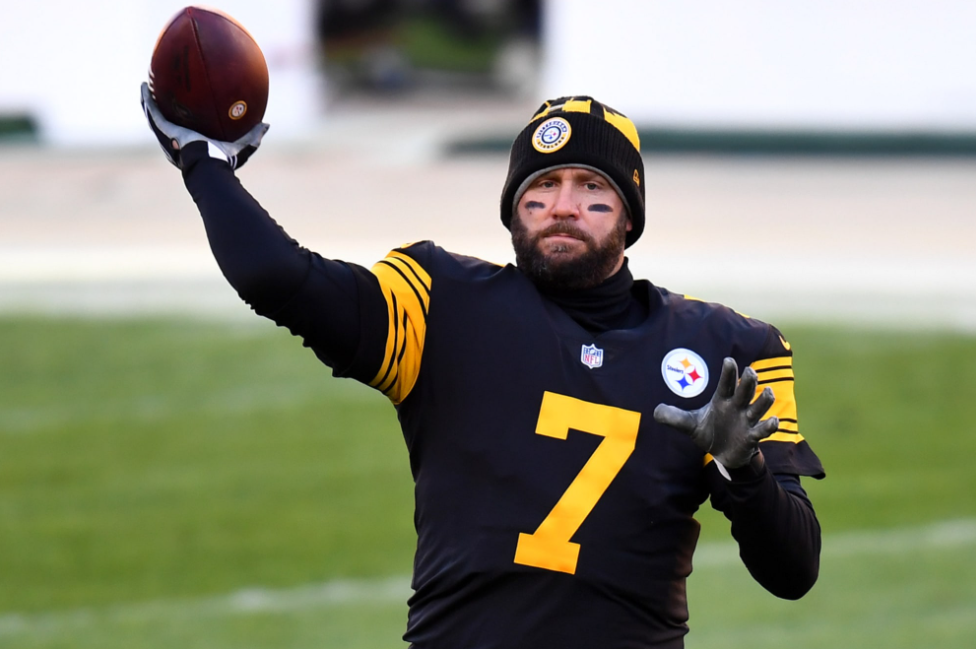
xmin=511 ymin=214 xmax=628 ymax=291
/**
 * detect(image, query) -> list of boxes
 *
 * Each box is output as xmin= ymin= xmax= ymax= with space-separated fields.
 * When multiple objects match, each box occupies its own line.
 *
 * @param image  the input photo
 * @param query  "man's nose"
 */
xmin=551 ymin=183 xmax=580 ymax=219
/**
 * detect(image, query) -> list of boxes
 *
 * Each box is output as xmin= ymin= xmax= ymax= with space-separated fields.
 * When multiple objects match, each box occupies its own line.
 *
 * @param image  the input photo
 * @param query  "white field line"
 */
xmin=691 ymin=517 xmax=976 ymax=567
xmin=0 ymin=576 xmax=411 ymax=637
xmin=0 ymin=377 xmax=380 ymax=435
xmin=1 ymin=519 xmax=975 ymax=636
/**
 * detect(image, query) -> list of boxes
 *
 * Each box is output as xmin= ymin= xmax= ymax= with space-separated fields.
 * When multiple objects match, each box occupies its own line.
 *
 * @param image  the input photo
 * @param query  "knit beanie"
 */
xmin=500 ymin=96 xmax=645 ymax=247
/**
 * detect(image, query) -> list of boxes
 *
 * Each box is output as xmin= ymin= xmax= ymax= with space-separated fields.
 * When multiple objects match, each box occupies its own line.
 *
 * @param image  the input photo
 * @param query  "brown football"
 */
xmin=149 ymin=6 xmax=269 ymax=142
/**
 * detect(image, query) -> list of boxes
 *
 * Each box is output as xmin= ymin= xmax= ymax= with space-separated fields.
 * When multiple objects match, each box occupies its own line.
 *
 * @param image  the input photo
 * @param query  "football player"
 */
xmin=142 ymin=86 xmax=825 ymax=649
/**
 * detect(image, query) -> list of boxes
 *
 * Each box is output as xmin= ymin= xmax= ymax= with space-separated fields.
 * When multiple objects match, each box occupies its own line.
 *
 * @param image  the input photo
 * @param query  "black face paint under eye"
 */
xmin=525 ymin=201 xmax=546 ymax=210
xmin=588 ymin=204 xmax=614 ymax=213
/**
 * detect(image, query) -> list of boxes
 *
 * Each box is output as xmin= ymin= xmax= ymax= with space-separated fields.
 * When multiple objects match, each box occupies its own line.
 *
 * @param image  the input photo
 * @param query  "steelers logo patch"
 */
xmin=228 ymin=101 xmax=248 ymax=120
xmin=532 ymin=117 xmax=572 ymax=153
xmin=661 ymin=348 xmax=709 ymax=398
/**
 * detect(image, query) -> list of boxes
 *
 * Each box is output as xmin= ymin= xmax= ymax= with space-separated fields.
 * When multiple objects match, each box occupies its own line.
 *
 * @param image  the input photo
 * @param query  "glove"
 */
xmin=140 ymin=82 xmax=268 ymax=170
xmin=653 ymin=357 xmax=779 ymax=470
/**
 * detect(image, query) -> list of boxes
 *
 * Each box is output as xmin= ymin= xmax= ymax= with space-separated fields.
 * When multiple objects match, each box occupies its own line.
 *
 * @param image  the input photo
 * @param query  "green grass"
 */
xmin=0 ymin=318 xmax=413 ymax=614
xmin=1 ymin=317 xmax=974 ymax=648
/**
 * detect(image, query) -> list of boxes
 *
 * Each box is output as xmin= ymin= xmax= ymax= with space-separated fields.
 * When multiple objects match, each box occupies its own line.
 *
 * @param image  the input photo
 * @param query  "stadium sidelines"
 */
xmin=2 ymin=150 xmax=975 ymax=330
xmin=0 ymin=518 xmax=973 ymax=637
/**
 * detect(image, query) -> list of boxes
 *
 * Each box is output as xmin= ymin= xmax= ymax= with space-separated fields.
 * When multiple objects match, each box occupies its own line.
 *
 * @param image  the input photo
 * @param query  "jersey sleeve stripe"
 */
xmin=380 ymin=312 xmax=409 ymax=397
xmin=389 ymin=250 xmax=432 ymax=294
xmin=371 ymin=289 xmax=401 ymax=392
xmin=751 ymin=356 xmax=792 ymax=372
xmin=377 ymin=260 xmax=429 ymax=320
xmin=775 ymin=420 xmax=799 ymax=433
xmin=750 ymin=357 xmax=800 ymax=438
xmin=754 ymin=364 xmax=792 ymax=373
xmin=369 ymin=250 xmax=431 ymax=405
xmin=755 ymin=368 xmax=794 ymax=382
xmin=761 ymin=431 xmax=805 ymax=444
xmin=757 ymin=376 xmax=795 ymax=386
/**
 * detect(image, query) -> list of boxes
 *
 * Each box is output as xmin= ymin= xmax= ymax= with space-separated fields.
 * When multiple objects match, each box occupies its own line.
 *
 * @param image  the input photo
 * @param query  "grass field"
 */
xmin=1 ymin=316 xmax=974 ymax=648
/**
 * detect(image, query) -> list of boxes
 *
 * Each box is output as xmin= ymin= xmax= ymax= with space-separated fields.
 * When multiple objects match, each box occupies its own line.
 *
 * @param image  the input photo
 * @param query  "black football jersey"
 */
xmin=177 ymin=152 xmax=822 ymax=649
xmin=340 ymin=241 xmax=823 ymax=649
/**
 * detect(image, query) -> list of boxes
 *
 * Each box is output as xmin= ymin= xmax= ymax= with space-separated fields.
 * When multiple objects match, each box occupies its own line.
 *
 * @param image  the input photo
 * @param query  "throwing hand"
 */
xmin=140 ymin=82 xmax=268 ymax=170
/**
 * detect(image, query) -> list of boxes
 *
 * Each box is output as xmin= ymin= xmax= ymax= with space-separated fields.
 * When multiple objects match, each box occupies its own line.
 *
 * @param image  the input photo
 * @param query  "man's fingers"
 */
xmin=219 ymin=122 xmax=271 ymax=165
xmin=733 ymin=366 xmax=759 ymax=408
xmin=716 ymin=357 xmax=738 ymax=400
xmin=653 ymin=403 xmax=698 ymax=433
xmin=745 ymin=386 xmax=775 ymax=422
xmin=141 ymin=83 xmax=166 ymax=126
xmin=749 ymin=416 xmax=780 ymax=443
xmin=242 ymin=121 xmax=270 ymax=145
xmin=226 ymin=122 xmax=269 ymax=151
xmin=140 ymin=83 xmax=180 ymax=167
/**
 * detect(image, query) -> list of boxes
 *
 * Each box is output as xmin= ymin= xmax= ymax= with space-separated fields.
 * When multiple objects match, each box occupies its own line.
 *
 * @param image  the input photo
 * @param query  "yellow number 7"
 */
xmin=514 ymin=391 xmax=641 ymax=575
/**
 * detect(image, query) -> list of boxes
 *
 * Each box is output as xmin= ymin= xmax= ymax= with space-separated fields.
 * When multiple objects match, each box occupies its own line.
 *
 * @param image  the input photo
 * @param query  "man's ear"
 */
xmin=625 ymin=215 xmax=633 ymax=232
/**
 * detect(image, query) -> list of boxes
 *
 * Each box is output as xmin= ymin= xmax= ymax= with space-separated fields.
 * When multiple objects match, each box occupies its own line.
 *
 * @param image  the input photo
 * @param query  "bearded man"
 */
xmin=142 ymin=89 xmax=825 ymax=649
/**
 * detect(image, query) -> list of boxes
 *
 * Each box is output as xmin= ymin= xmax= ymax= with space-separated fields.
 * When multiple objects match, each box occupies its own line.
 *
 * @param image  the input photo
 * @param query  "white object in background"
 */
xmin=542 ymin=0 xmax=976 ymax=131
xmin=0 ymin=0 xmax=322 ymax=146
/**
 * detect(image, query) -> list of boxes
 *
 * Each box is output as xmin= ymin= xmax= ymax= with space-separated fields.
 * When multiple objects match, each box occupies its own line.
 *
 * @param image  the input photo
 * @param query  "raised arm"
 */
xmin=141 ymin=83 xmax=387 ymax=378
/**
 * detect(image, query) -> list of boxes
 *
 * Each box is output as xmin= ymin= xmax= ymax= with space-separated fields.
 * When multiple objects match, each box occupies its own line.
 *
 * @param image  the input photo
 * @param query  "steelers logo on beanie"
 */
xmin=500 ymin=96 xmax=645 ymax=248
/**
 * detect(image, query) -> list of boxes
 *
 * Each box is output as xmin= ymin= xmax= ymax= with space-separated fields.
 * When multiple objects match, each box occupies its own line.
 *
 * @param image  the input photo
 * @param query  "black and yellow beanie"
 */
xmin=500 ymin=96 xmax=645 ymax=247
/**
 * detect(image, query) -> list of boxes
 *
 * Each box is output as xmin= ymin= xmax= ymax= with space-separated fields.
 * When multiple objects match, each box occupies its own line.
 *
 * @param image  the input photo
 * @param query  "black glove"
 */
xmin=654 ymin=357 xmax=779 ymax=470
xmin=140 ymin=82 xmax=268 ymax=170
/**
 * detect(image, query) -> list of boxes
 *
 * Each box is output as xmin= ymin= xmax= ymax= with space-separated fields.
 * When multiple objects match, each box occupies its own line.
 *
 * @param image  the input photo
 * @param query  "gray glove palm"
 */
xmin=654 ymin=357 xmax=779 ymax=470
xmin=140 ymin=82 xmax=268 ymax=170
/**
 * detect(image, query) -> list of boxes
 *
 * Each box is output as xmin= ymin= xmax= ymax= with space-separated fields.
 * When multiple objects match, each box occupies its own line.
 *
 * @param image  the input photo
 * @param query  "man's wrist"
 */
xmin=715 ymin=451 xmax=766 ymax=482
xmin=726 ymin=451 xmax=766 ymax=482
xmin=180 ymin=141 xmax=231 ymax=175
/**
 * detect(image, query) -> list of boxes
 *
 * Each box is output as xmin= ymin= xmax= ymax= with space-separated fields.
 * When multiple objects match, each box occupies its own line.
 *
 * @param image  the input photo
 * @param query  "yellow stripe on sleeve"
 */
xmin=368 ymin=250 xmax=431 ymax=405
xmin=776 ymin=419 xmax=799 ymax=434
xmin=370 ymin=286 xmax=401 ymax=394
xmin=387 ymin=251 xmax=432 ymax=298
xmin=757 ymin=367 xmax=795 ymax=382
xmin=751 ymin=356 xmax=792 ymax=372
xmin=763 ymin=431 xmax=804 ymax=443
xmin=750 ymin=356 xmax=804 ymax=444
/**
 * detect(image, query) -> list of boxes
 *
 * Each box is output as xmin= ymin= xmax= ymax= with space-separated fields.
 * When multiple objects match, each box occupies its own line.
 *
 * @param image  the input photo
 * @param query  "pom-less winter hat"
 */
xmin=500 ymin=96 xmax=645 ymax=248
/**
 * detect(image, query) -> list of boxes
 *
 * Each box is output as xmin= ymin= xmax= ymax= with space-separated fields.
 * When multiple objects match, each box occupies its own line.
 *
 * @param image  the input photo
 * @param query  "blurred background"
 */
xmin=1 ymin=1 xmax=975 ymax=648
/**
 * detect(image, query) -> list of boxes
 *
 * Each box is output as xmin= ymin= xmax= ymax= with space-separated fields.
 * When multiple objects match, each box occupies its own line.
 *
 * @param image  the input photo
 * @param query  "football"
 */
xmin=149 ymin=6 xmax=269 ymax=142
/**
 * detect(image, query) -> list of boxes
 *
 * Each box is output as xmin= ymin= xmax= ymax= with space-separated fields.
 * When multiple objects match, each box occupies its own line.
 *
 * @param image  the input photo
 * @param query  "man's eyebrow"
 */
xmin=576 ymin=171 xmax=604 ymax=182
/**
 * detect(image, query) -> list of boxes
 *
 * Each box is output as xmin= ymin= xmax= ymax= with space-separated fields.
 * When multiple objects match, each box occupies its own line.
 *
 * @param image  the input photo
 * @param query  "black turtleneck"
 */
xmin=536 ymin=259 xmax=650 ymax=334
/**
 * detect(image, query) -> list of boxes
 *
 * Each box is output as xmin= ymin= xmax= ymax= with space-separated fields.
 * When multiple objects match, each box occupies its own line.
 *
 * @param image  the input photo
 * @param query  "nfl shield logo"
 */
xmin=580 ymin=344 xmax=604 ymax=369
